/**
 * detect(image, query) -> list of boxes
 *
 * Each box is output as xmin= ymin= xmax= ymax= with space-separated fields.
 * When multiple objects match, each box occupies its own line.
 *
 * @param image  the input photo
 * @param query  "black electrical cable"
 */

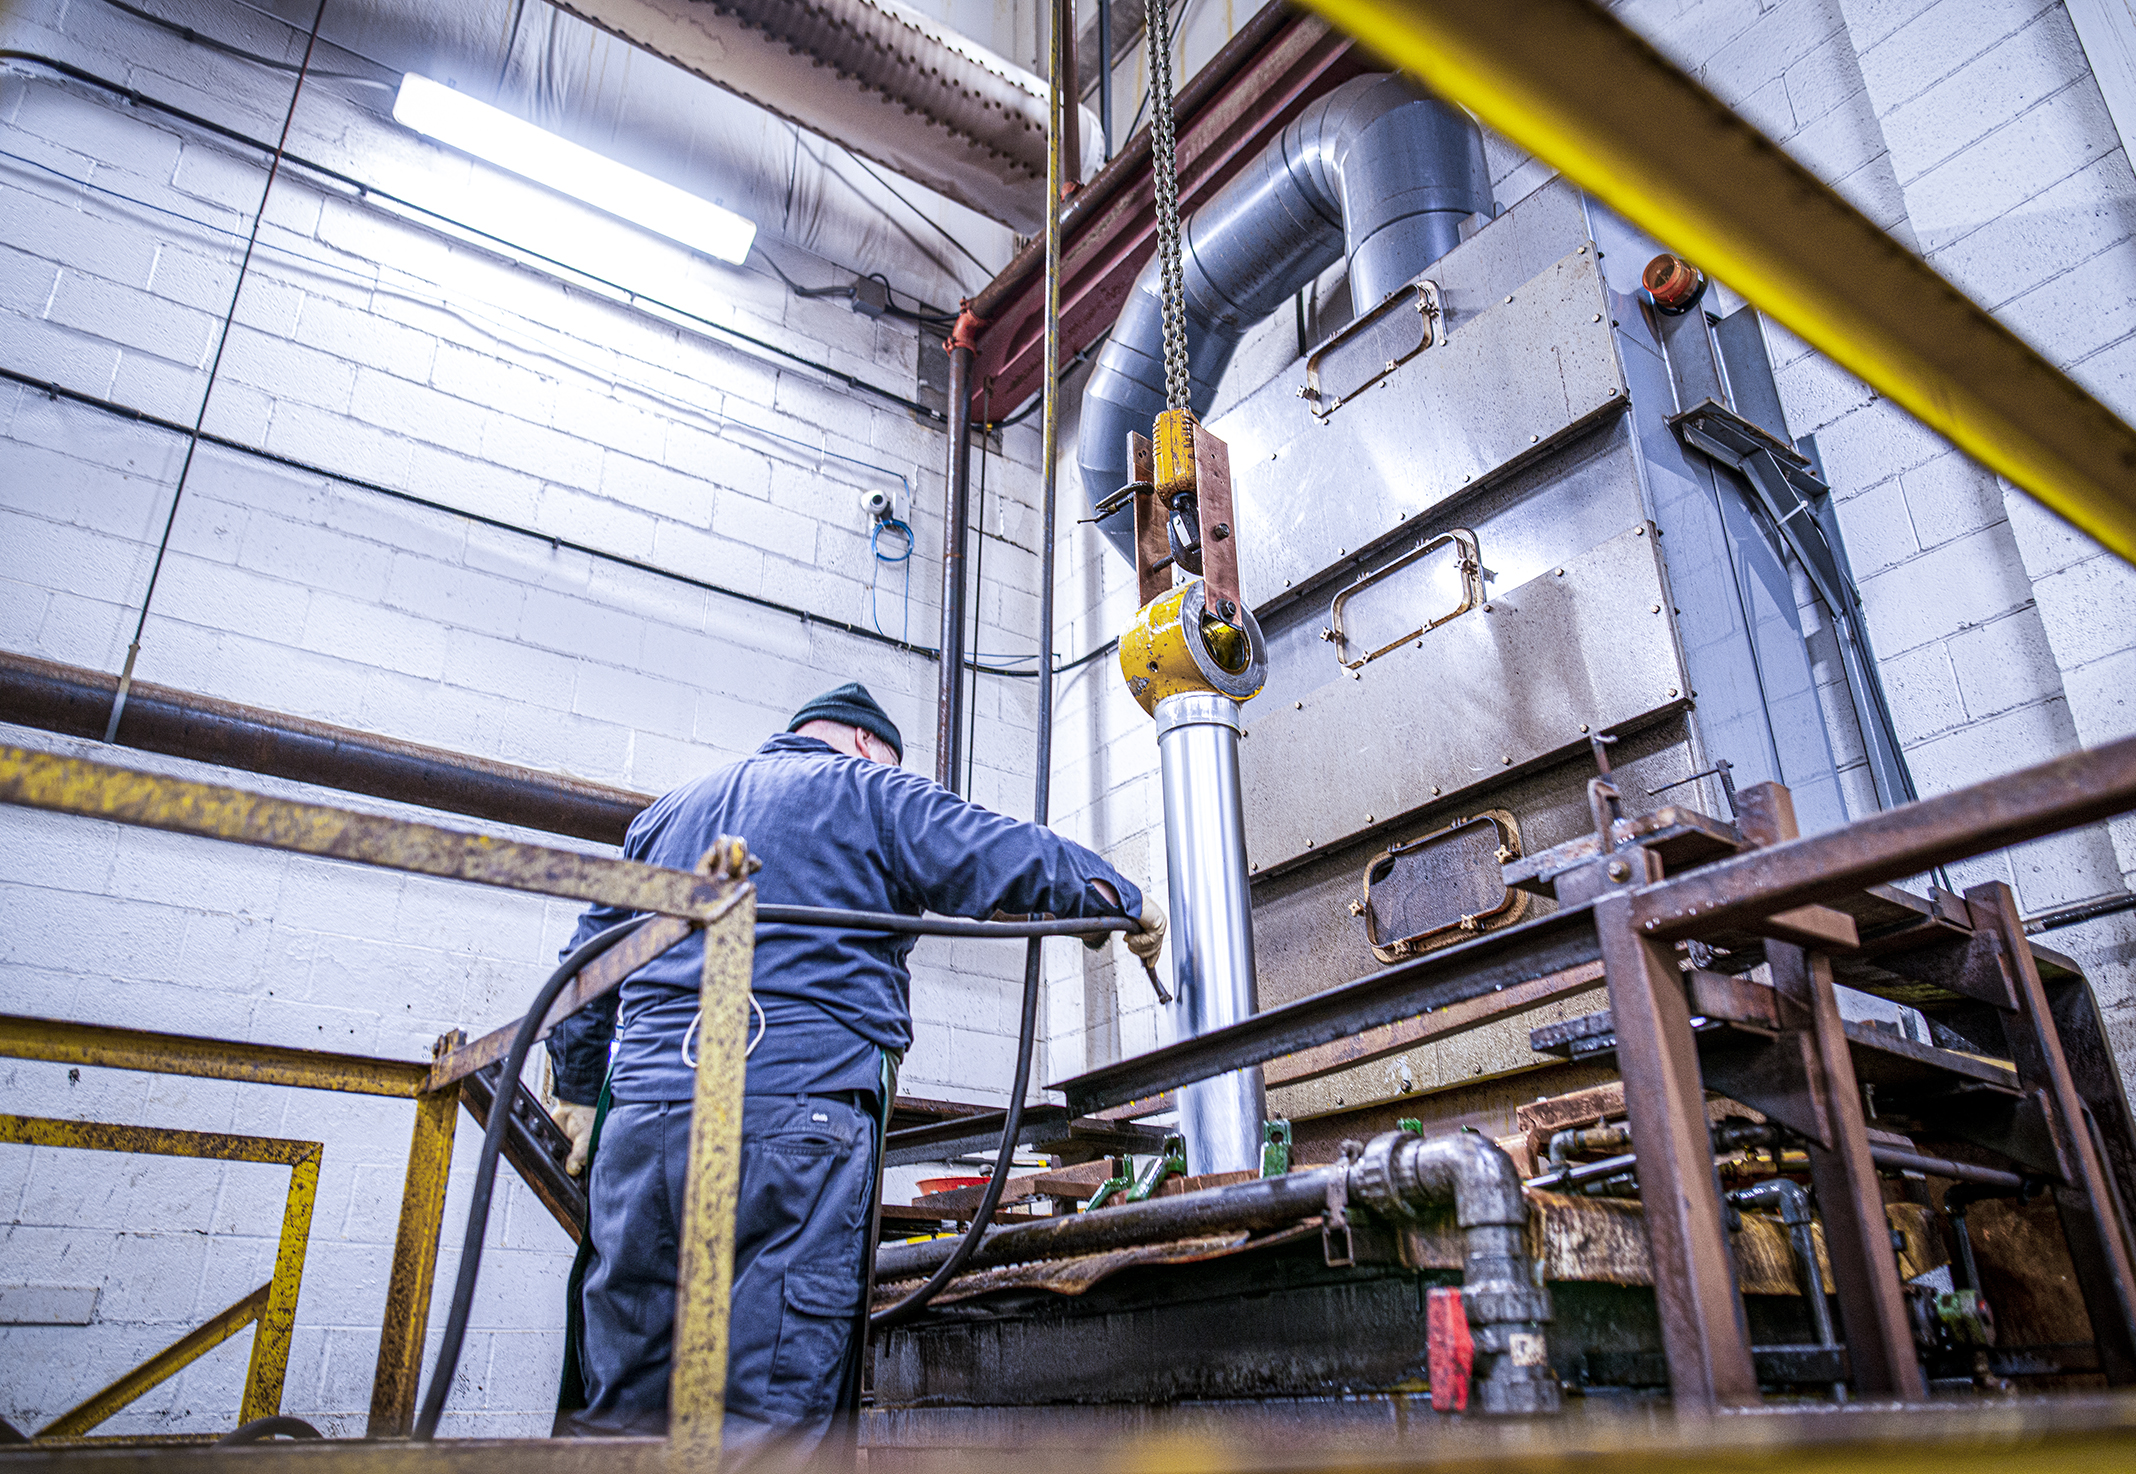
xmin=413 ymin=913 xmax=657 ymax=1441
xmin=758 ymin=906 xmax=1129 ymax=938
xmin=213 ymin=1417 xmax=323 ymax=1445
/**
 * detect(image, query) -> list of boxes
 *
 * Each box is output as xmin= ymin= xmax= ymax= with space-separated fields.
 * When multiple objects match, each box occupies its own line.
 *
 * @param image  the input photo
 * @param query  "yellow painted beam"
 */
xmin=37 ymin=1286 xmax=270 ymax=1439
xmin=0 ymin=745 xmax=736 ymax=919
xmin=367 ymin=1076 xmax=462 ymax=1438
xmin=0 ymin=1015 xmax=428 ymax=1097
xmin=1295 ymin=0 xmax=2136 ymax=564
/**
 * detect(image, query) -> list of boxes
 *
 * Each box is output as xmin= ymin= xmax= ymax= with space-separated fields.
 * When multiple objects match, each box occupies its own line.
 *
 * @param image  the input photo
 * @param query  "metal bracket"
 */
xmin=1261 ymin=1119 xmax=1293 ymax=1178
xmin=1325 ymin=527 xmax=1482 ymax=669
xmin=1302 ymin=278 xmax=1441 ymax=417
xmin=1125 ymin=1133 xmax=1187 ymax=1203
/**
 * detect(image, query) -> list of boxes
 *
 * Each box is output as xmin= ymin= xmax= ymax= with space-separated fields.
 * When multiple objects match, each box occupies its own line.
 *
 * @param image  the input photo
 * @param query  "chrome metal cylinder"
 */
xmin=1155 ymin=690 xmax=1265 ymax=1176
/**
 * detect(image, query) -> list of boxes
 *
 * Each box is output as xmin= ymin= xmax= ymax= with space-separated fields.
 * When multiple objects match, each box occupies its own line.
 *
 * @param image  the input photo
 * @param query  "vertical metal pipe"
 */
xmin=1097 ymin=0 xmax=1113 ymax=160
xmin=1056 ymin=0 xmax=1081 ymax=189
xmin=1154 ymin=691 xmax=1264 ymax=1175
xmin=934 ymin=319 xmax=979 ymax=791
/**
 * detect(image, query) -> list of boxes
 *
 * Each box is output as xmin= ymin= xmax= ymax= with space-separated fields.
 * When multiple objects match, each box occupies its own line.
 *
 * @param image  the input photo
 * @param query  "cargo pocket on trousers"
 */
xmin=767 ymin=1267 xmax=862 ymax=1417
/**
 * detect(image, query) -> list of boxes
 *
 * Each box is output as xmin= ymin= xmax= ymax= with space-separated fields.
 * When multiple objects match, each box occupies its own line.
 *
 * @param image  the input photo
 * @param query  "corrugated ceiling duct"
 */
xmin=547 ymin=0 xmax=1096 ymax=232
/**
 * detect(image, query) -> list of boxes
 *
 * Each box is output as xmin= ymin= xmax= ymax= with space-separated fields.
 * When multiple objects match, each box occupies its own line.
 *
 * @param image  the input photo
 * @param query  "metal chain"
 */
xmin=1145 ymin=0 xmax=1189 ymax=410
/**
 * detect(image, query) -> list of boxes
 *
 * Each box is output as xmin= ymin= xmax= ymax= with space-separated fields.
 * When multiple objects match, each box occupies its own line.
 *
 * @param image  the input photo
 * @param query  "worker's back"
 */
xmin=576 ymin=731 xmax=1138 ymax=1104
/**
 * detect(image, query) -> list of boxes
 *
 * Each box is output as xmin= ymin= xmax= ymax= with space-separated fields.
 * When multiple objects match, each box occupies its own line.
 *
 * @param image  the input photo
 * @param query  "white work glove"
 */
xmin=551 ymin=1101 xmax=598 ymax=1178
xmin=1125 ymin=898 xmax=1167 ymax=965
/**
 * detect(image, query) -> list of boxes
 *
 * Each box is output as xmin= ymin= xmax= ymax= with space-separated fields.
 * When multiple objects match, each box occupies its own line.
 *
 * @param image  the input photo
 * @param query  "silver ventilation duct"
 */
xmin=1076 ymin=73 xmax=1491 ymax=557
xmin=550 ymin=0 xmax=1086 ymax=231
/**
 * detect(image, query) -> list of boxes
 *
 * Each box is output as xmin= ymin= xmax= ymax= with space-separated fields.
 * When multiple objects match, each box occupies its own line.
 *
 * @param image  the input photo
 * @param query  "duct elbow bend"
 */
xmin=1412 ymin=1130 xmax=1528 ymax=1229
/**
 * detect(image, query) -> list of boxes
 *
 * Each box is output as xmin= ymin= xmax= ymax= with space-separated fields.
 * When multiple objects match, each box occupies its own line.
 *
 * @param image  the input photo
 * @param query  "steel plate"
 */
xmin=1238 ymin=524 xmax=1689 ymax=871
xmin=1216 ymin=207 xmax=1627 ymax=611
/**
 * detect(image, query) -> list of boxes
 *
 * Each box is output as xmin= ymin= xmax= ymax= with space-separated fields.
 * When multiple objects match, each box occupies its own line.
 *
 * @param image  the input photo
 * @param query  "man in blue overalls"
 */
xmin=545 ymin=681 xmax=1163 ymax=1455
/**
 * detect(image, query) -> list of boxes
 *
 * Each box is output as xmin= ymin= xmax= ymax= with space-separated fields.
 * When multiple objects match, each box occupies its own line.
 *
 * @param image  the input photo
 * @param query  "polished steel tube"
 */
xmin=1155 ymin=690 xmax=1265 ymax=1175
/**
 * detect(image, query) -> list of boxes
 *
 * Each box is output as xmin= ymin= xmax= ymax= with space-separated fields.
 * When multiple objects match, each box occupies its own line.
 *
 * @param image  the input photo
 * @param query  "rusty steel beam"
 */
xmin=1262 ymin=960 xmax=1605 ymax=1089
xmin=969 ymin=8 xmax=1369 ymax=416
xmin=0 ymin=650 xmax=649 ymax=843
xmin=0 ymin=1014 xmax=428 ymax=1097
xmin=1634 ymin=734 xmax=2136 ymax=942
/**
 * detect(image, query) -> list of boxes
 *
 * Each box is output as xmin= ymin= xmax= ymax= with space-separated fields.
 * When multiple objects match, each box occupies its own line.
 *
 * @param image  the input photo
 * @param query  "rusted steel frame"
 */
xmin=0 ymin=1014 xmax=427 ymax=1097
xmin=1593 ymin=861 xmax=1759 ymax=1412
xmin=1263 ymin=960 xmax=1605 ymax=1089
xmin=0 ymin=745 xmax=729 ymax=919
xmin=966 ymin=0 xmax=1305 ymax=323
xmin=1051 ymin=903 xmax=1601 ymax=1115
xmin=366 ymin=1070 xmax=462 ymax=1439
xmin=429 ymin=915 xmax=700 ymax=1090
xmin=1632 ymin=734 xmax=2136 ymax=941
xmin=972 ymin=15 xmax=1368 ymax=413
xmin=458 ymin=1063 xmax=587 ymax=1242
xmin=0 ymin=651 xmax=648 ymax=844
xmin=1970 ymin=881 xmax=2136 ymax=1383
xmin=1736 ymin=782 xmax=1923 ymax=1399
xmin=668 ymin=885 xmax=758 ymax=1457
xmin=0 ymin=1116 xmax=321 ymax=1432
xmin=36 ymin=1287 xmax=270 ymax=1439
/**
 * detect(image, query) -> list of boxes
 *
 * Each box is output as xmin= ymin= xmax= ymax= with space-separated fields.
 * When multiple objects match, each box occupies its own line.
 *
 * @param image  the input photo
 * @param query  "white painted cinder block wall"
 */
xmin=0 ymin=0 xmax=1092 ymax=1435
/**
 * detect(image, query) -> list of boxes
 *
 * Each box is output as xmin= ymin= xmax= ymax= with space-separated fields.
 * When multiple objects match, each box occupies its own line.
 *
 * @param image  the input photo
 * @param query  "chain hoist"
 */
xmin=1114 ymin=0 xmax=1266 ymax=722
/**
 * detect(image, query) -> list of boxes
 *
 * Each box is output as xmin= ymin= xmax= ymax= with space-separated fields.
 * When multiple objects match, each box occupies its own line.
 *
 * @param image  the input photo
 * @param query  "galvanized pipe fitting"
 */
xmin=1358 ymin=1131 xmax=1560 ymax=1413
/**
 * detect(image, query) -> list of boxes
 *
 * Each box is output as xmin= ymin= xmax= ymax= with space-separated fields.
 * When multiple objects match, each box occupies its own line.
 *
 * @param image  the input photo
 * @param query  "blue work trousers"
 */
xmin=570 ymin=1093 xmax=876 ymax=1457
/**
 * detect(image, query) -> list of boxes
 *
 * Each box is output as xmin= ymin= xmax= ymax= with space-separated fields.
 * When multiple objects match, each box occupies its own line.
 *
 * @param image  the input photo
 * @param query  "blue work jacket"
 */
xmin=547 ymin=733 xmax=1141 ymax=1104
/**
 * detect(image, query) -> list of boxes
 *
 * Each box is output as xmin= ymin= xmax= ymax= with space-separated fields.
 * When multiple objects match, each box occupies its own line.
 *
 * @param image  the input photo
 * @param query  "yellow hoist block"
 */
xmin=1151 ymin=407 xmax=1198 ymax=501
xmin=1119 ymin=577 xmax=1266 ymax=717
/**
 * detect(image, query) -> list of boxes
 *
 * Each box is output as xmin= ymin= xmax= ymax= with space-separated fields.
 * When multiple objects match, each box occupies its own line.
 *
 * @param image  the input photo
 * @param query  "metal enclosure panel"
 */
xmin=1217 ymin=234 xmax=1627 ymax=612
xmin=1239 ymin=524 xmax=1689 ymax=871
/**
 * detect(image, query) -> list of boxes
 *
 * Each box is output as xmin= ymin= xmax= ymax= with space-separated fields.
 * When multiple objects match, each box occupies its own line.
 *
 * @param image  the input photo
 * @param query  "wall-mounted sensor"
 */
xmin=859 ymin=488 xmax=894 ymax=521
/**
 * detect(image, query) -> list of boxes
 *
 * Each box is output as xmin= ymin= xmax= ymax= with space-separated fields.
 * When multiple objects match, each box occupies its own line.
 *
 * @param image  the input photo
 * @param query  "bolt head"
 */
xmin=1606 ymin=859 xmax=1631 ymax=882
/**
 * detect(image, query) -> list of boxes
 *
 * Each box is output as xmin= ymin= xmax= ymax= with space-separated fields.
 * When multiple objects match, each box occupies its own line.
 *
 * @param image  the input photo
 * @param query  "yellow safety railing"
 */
xmin=0 ymin=745 xmax=756 ymax=1451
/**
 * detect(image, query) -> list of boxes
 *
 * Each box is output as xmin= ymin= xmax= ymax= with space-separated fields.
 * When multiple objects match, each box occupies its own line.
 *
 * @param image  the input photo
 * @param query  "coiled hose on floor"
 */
xmin=410 ymin=905 xmax=1130 ymax=1440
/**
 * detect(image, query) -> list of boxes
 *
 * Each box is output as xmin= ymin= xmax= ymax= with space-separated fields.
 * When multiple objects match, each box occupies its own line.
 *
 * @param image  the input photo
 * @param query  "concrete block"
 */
xmin=515 ymin=587 xmax=645 ymax=665
xmin=1949 ymin=604 xmax=2066 ymax=718
xmin=600 ymin=452 xmax=714 ymax=527
xmin=2003 ymin=245 xmax=2136 ymax=377
xmin=1815 ymin=399 xmax=1953 ymax=491
xmin=1783 ymin=32 xmax=1869 ymax=132
xmin=349 ymin=370 xmax=488 ymax=458
xmin=0 ymin=508 xmax=145 ymax=605
xmin=572 ymin=662 xmax=696 ymax=740
xmin=302 ymin=590 xmax=449 ymax=679
xmin=714 ymin=491 xmax=818 ymax=565
xmin=239 ymin=513 xmax=394 ymax=602
xmin=533 ymin=484 xmax=656 ymax=561
xmin=141 ymin=241 xmax=240 ymax=316
xmin=480 ymin=414 xmax=604 ymax=492
xmin=152 ymin=552 xmax=313 ymax=639
xmin=2062 ymin=643 xmax=2136 ymax=745
xmin=263 ymin=403 xmax=416 ymax=491
xmin=1905 ymin=693 xmax=2077 ymax=795
xmin=1898 ymin=451 xmax=2005 ymax=547
xmin=431 ymin=343 xmax=556 ymax=425
xmin=442 ymin=628 xmax=581 ymax=707
xmin=2032 ymin=552 xmax=2136 ymax=668
xmin=46 ymin=272 xmax=217 ymax=368
xmin=1857 ymin=0 xmax=2060 ymax=107
xmin=382 ymin=553 xmax=527 ymax=640
xmin=663 ymin=424 xmax=772 ymax=499
xmin=1929 ymin=152 xmax=2136 ymax=310
xmin=294 ymin=298 xmax=437 ymax=383
xmin=548 ymin=383 xmax=666 ymax=457
xmin=2002 ymin=479 xmax=2107 ymax=579
xmin=1879 ymin=8 xmax=2089 ymax=183
xmin=1907 ymin=84 xmax=2120 ymax=257
xmin=1859 ymin=522 xmax=2034 ymax=653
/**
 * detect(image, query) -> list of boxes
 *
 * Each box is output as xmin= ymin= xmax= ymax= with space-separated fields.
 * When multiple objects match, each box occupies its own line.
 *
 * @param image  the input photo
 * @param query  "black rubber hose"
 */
xmin=412 ymin=914 xmax=656 ymax=1441
xmin=758 ymin=906 xmax=1127 ymax=939
xmin=213 ymin=1416 xmax=322 ymax=1445
xmin=869 ymin=933 xmax=1044 ymax=1329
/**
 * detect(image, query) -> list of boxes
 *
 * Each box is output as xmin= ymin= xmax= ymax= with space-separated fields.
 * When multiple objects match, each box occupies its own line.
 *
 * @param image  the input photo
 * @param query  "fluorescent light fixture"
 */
xmin=393 ymin=73 xmax=756 ymax=265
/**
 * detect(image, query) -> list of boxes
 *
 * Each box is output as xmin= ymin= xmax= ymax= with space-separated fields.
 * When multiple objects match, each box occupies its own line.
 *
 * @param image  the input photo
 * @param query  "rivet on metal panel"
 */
xmin=1593 ymin=314 xmax=1603 ymax=322
xmin=1580 ymin=724 xmax=1591 ymax=732
xmin=1502 ymin=755 xmax=1513 ymax=765
xmin=1668 ymin=688 xmax=1680 ymax=698
xmin=1651 ymin=604 xmax=1662 ymax=613
xmin=1366 ymin=814 xmax=1374 ymax=822
xmin=1530 ymin=434 xmax=1540 ymax=443
xmin=1294 ymin=701 xmax=1303 ymax=710
xmin=1431 ymin=785 xmax=1442 ymax=795
xmin=1608 ymin=387 xmax=1619 ymax=395
xmin=1635 ymin=525 xmax=1646 ymax=535
xmin=1350 ymin=900 xmax=1366 ymax=916
xmin=1504 ymin=295 xmax=1514 ymax=303
xmin=1483 ymin=603 xmax=1494 ymax=612
xmin=1353 ymin=671 xmax=1363 ymax=680
xmin=1556 ymin=568 xmax=1566 ymax=576
xmin=1463 ymin=474 xmax=1472 ymax=482
xmin=1306 ymin=840 xmax=1315 ymax=848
